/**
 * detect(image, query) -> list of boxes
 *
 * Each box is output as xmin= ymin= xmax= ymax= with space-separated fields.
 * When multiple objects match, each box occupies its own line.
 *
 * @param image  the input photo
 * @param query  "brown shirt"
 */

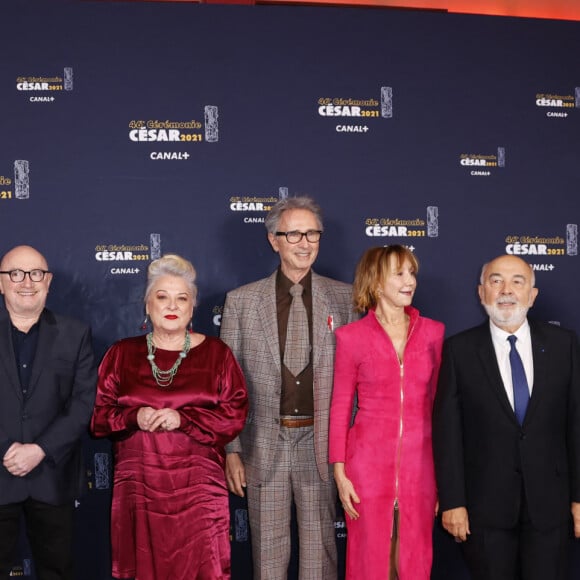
xmin=276 ymin=268 xmax=314 ymax=416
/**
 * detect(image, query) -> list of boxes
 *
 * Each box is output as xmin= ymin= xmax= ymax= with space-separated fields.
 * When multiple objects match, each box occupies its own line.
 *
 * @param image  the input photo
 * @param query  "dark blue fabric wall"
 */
xmin=1 ymin=1 xmax=579 ymax=577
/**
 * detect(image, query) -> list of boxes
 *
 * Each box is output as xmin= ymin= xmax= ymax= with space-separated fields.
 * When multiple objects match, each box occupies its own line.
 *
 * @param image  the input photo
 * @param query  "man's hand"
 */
xmin=3 ymin=443 xmax=46 ymax=477
xmin=442 ymin=506 xmax=470 ymax=542
xmin=571 ymin=502 xmax=580 ymax=538
xmin=225 ymin=453 xmax=246 ymax=497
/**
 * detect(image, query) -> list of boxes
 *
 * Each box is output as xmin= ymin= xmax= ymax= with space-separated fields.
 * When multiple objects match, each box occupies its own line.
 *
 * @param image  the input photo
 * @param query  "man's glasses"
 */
xmin=275 ymin=230 xmax=323 ymax=244
xmin=0 ymin=269 xmax=50 ymax=283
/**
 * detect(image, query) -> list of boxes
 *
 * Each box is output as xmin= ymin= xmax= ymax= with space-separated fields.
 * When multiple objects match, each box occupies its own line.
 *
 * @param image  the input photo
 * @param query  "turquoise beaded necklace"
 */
xmin=146 ymin=330 xmax=191 ymax=388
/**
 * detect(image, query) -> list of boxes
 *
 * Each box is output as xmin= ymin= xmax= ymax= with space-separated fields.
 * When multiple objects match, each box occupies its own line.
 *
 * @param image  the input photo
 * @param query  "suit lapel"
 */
xmin=476 ymin=325 xmax=518 ymax=422
xmin=259 ymin=273 xmax=281 ymax=372
xmin=0 ymin=311 xmax=22 ymax=399
xmin=28 ymin=310 xmax=57 ymax=396
xmin=524 ymin=321 xmax=548 ymax=425
xmin=311 ymin=272 xmax=329 ymax=368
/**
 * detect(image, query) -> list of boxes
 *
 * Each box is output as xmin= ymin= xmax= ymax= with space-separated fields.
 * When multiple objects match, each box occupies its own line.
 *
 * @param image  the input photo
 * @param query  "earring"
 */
xmin=140 ymin=314 xmax=150 ymax=331
xmin=188 ymin=319 xmax=193 ymax=332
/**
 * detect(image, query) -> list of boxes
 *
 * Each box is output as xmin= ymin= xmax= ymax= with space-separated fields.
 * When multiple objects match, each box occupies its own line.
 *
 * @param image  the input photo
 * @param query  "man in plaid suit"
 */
xmin=221 ymin=196 xmax=354 ymax=580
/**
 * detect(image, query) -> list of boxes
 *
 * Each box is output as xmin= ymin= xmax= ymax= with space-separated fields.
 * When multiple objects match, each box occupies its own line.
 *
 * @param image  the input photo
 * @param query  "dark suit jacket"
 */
xmin=0 ymin=308 xmax=96 ymax=505
xmin=433 ymin=319 xmax=580 ymax=531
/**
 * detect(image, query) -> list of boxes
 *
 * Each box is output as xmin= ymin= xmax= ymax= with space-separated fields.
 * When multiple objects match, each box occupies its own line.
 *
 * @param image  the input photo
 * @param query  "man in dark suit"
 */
xmin=221 ymin=197 xmax=354 ymax=579
xmin=0 ymin=245 xmax=96 ymax=580
xmin=433 ymin=254 xmax=580 ymax=580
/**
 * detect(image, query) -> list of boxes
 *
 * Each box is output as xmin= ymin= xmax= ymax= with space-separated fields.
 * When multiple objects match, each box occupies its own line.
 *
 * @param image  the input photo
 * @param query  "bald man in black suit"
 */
xmin=433 ymin=255 xmax=580 ymax=580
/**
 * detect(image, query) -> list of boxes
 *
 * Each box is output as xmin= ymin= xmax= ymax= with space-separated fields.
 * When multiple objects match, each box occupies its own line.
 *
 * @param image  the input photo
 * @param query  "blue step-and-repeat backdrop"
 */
xmin=1 ymin=1 xmax=579 ymax=577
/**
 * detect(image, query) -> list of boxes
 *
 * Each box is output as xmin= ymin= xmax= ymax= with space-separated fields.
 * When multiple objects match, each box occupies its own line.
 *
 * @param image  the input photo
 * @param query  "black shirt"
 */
xmin=11 ymin=320 xmax=40 ymax=396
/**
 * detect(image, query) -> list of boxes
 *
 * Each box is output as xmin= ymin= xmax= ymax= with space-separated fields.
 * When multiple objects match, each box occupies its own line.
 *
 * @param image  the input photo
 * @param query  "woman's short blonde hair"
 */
xmin=144 ymin=254 xmax=198 ymax=305
xmin=352 ymin=245 xmax=418 ymax=313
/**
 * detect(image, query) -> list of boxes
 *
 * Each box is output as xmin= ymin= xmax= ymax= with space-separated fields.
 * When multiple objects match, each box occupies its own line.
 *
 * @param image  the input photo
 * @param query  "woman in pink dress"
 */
xmin=329 ymin=245 xmax=444 ymax=580
xmin=91 ymin=254 xmax=248 ymax=580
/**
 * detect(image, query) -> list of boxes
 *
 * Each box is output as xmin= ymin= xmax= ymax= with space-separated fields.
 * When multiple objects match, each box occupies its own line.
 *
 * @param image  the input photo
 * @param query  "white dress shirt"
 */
xmin=489 ymin=319 xmax=534 ymax=409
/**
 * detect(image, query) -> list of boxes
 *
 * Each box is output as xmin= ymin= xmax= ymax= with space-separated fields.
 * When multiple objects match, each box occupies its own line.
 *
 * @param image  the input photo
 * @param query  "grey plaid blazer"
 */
xmin=221 ymin=270 xmax=354 ymax=483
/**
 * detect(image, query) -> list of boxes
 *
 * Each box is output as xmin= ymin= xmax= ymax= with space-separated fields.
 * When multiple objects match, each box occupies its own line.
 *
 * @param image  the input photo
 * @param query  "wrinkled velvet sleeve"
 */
xmin=91 ymin=342 xmax=140 ymax=438
xmin=178 ymin=346 xmax=248 ymax=448
xmin=329 ymin=327 xmax=358 ymax=464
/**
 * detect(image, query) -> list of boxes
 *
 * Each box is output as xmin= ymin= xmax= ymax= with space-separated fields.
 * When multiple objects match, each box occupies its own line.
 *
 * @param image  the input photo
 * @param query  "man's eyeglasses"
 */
xmin=275 ymin=230 xmax=323 ymax=244
xmin=0 ymin=269 xmax=50 ymax=283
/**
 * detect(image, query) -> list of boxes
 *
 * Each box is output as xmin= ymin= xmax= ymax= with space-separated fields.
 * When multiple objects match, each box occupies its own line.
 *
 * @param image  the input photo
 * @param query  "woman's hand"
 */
xmin=137 ymin=407 xmax=157 ymax=431
xmin=333 ymin=462 xmax=361 ymax=520
xmin=148 ymin=408 xmax=182 ymax=432
xmin=137 ymin=407 xmax=181 ymax=432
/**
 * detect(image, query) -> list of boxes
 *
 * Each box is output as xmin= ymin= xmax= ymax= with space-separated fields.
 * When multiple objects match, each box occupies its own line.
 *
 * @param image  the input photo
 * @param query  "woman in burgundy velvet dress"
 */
xmin=329 ymin=245 xmax=444 ymax=580
xmin=91 ymin=254 xmax=248 ymax=580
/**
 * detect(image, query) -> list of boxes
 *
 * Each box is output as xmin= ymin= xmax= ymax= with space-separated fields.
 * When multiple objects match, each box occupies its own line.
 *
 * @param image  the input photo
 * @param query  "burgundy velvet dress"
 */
xmin=329 ymin=307 xmax=444 ymax=580
xmin=91 ymin=335 xmax=248 ymax=580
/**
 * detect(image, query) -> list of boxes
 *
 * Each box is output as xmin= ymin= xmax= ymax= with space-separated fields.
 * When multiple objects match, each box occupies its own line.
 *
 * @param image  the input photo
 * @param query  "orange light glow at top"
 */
xmin=129 ymin=0 xmax=580 ymax=20
xmin=128 ymin=0 xmax=580 ymax=21
xmin=266 ymin=0 xmax=580 ymax=21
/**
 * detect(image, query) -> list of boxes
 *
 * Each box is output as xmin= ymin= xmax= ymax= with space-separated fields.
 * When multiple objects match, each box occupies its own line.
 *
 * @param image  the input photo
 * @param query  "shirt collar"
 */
xmin=489 ymin=317 xmax=530 ymax=346
xmin=276 ymin=268 xmax=312 ymax=294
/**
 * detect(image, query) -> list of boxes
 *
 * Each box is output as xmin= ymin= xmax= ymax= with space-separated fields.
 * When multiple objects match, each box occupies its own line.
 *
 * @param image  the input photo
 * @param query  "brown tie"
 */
xmin=284 ymin=284 xmax=310 ymax=376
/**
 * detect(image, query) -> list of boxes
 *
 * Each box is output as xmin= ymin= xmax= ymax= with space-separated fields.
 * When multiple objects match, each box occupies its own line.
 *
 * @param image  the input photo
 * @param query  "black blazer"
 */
xmin=0 ymin=309 xmax=97 ymax=505
xmin=433 ymin=319 xmax=580 ymax=531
